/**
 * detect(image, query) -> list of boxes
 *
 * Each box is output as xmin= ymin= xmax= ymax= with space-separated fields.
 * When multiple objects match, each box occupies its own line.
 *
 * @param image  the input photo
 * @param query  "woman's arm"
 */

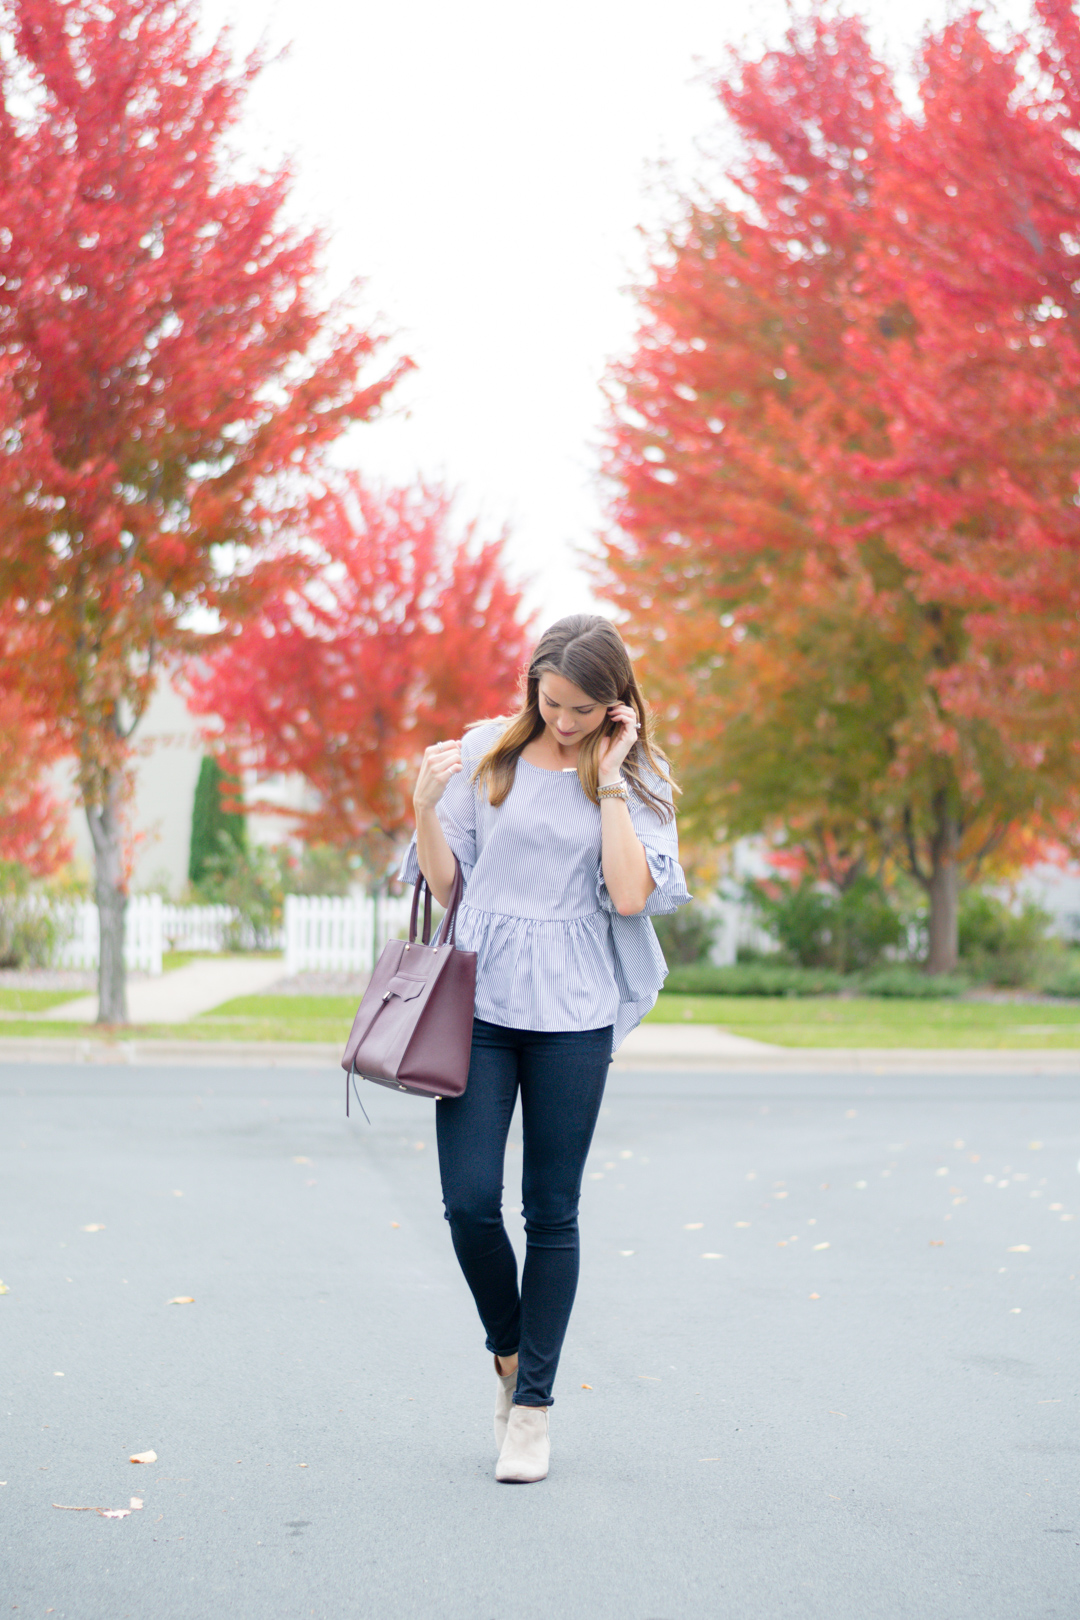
xmin=598 ymin=705 xmax=656 ymax=917
xmin=412 ymin=740 xmax=462 ymax=907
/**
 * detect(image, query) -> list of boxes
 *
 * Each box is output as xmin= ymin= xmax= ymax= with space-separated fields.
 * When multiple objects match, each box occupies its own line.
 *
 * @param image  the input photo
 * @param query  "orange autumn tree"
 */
xmin=188 ymin=478 xmax=531 ymax=879
xmin=601 ymin=4 xmax=1080 ymax=971
xmin=0 ymin=0 xmax=406 ymax=1019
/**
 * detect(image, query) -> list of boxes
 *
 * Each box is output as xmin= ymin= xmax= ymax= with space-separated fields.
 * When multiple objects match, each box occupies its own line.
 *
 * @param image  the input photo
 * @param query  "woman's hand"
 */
xmin=597 ymin=703 xmax=640 ymax=784
xmin=413 ymin=740 xmax=462 ymax=811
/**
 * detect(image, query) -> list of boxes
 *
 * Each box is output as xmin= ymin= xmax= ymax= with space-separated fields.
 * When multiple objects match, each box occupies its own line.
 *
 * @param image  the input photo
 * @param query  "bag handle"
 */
xmin=407 ymin=857 xmax=465 ymax=948
xmin=408 ymin=874 xmax=433 ymax=945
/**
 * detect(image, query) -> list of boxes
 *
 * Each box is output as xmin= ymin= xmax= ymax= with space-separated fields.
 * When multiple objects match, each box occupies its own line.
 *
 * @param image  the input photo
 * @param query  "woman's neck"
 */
xmin=521 ymin=726 xmax=583 ymax=771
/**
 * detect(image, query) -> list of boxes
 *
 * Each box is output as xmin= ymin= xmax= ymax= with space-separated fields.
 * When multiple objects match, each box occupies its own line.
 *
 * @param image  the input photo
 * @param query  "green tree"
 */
xmin=188 ymin=758 xmax=246 ymax=887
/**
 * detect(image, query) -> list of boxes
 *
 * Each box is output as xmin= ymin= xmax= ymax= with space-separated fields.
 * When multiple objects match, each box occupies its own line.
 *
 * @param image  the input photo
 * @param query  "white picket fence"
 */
xmin=55 ymin=895 xmax=168 ymax=976
xmin=283 ymin=892 xmax=418 ymax=974
xmin=54 ymin=896 xmax=278 ymax=976
xmin=52 ymin=891 xmax=420 ymax=978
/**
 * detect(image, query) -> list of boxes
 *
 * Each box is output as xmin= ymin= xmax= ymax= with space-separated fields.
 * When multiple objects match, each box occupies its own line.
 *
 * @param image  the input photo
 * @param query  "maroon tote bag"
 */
xmin=341 ymin=859 xmax=476 ymax=1113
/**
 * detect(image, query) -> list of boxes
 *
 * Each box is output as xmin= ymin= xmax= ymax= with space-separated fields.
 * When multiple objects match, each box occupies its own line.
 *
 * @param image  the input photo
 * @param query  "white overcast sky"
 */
xmin=201 ymin=0 xmax=987 ymax=626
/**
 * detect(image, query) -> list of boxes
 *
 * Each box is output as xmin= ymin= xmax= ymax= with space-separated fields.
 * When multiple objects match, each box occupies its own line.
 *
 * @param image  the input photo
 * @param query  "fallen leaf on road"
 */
xmin=129 ymin=1451 xmax=157 ymax=1464
xmin=735 ymin=1221 xmax=751 ymax=1228
xmin=0 ymin=1281 xmax=8 ymax=1294
xmin=1029 ymin=1141 xmax=1043 ymax=1151
xmin=390 ymin=1222 xmax=400 ymax=1228
xmin=698 ymin=1457 xmax=720 ymax=1462
xmin=130 ymin=1498 xmax=143 ymax=1510
xmin=292 ymin=1157 xmax=312 ymax=1165
xmin=581 ymin=1384 xmax=592 ymax=1390
xmin=929 ymin=1240 xmax=945 ymax=1247
xmin=167 ymin=1297 xmax=194 ymax=1305
xmin=776 ymin=1240 xmax=788 ymax=1247
xmin=809 ymin=1293 xmax=820 ymax=1300
xmin=813 ymin=1242 xmax=830 ymax=1251
xmin=101 ymin=1509 xmax=131 ymax=1519
xmin=298 ymin=1463 xmax=308 ymax=1468
xmin=80 ymin=1225 xmax=104 ymax=1233
xmin=684 ymin=1223 xmax=703 ymax=1230
xmin=1007 ymin=1245 xmax=1031 ymax=1253
xmin=828 ymin=1410 xmax=848 ymax=1418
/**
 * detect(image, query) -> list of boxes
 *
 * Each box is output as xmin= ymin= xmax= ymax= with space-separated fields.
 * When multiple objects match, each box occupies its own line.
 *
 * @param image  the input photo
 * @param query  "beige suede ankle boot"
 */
xmin=494 ymin=1355 xmax=517 ymax=1450
xmin=495 ymin=1403 xmax=550 ymax=1483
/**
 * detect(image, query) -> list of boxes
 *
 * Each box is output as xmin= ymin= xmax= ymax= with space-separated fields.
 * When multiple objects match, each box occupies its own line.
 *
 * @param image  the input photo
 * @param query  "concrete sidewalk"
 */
xmin=43 ymin=956 xmax=287 ymax=1024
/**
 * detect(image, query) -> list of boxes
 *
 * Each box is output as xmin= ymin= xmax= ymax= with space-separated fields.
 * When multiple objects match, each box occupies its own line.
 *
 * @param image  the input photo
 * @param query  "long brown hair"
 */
xmin=471 ymin=615 xmax=677 ymax=822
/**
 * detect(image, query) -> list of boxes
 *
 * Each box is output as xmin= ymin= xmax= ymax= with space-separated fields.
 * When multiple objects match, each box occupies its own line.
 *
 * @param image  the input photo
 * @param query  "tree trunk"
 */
xmin=926 ymin=796 xmax=960 ymax=974
xmin=86 ymin=772 xmax=128 ymax=1024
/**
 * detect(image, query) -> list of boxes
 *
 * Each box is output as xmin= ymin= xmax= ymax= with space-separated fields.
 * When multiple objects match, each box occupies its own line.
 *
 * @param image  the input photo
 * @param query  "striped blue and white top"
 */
xmin=399 ymin=721 xmax=691 ymax=1050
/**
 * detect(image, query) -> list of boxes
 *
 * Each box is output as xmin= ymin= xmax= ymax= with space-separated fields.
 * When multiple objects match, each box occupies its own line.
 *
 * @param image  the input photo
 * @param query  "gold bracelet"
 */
xmin=597 ymin=781 xmax=628 ymax=802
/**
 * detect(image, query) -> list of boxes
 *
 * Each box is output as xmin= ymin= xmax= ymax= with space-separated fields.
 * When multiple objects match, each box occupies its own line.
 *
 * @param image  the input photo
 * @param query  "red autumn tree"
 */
xmin=188 ymin=477 xmax=531 ymax=878
xmin=0 ymin=0 xmax=406 ymax=1019
xmin=601 ymin=5 xmax=1080 ymax=971
xmin=0 ymin=694 xmax=72 ymax=876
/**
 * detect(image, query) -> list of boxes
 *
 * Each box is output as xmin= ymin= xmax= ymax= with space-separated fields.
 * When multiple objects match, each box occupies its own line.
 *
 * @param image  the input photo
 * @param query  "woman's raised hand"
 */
xmin=597 ymin=703 xmax=640 ymax=783
xmin=413 ymin=739 xmax=462 ymax=811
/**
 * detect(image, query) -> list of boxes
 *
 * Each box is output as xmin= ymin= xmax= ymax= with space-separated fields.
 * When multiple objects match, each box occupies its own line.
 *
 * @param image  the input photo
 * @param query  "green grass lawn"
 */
xmin=645 ymin=993 xmax=1080 ymax=1048
xmin=0 ymin=988 xmax=84 ymax=1013
xmin=2 ymin=987 xmax=1079 ymax=1047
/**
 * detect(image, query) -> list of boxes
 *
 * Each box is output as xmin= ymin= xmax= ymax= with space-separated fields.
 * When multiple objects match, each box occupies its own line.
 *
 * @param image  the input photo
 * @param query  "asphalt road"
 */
xmin=1 ymin=1058 xmax=1078 ymax=1620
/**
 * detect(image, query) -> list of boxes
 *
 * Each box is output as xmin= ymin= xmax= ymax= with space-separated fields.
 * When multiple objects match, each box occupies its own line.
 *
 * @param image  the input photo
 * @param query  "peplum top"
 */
xmin=399 ymin=721 xmax=691 ymax=1051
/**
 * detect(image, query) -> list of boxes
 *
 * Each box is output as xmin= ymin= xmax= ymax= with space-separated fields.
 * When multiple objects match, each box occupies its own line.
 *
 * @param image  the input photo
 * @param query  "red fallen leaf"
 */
xmin=129 ymin=1450 xmax=157 ymax=1464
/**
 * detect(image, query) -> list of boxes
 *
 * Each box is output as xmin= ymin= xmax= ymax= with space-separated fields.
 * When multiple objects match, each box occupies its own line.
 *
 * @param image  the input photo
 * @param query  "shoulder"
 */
xmin=632 ymin=758 xmax=675 ymax=801
xmin=460 ymin=718 xmax=510 ymax=763
xmin=628 ymin=758 xmax=677 ymax=824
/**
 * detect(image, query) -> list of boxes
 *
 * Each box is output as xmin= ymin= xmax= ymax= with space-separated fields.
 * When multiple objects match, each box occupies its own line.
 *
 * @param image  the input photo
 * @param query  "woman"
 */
xmin=402 ymin=614 xmax=689 ymax=1482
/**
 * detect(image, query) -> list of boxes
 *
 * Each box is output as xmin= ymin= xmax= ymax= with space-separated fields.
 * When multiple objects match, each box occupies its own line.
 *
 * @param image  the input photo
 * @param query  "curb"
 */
xmin=0 ymin=1036 xmax=1075 ymax=1073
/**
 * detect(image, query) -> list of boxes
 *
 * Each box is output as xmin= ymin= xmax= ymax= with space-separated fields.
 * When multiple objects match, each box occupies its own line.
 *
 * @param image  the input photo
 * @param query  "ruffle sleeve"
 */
xmin=595 ymin=770 xmax=691 ymax=919
xmin=594 ymin=766 xmax=692 ymax=1050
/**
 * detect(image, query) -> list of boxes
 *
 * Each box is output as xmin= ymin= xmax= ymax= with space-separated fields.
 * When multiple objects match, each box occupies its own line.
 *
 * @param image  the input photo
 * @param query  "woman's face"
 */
xmin=537 ymin=672 xmax=609 ymax=748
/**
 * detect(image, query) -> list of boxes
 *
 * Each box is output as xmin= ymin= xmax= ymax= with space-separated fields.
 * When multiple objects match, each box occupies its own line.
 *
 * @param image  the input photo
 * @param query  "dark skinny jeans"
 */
xmin=435 ymin=1017 xmax=612 ymax=1408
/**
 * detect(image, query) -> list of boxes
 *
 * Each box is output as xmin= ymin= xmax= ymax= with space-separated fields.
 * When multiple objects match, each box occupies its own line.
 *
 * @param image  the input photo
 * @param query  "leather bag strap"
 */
xmin=408 ymin=876 xmax=433 ymax=946
xmin=441 ymin=859 xmax=464 ymax=947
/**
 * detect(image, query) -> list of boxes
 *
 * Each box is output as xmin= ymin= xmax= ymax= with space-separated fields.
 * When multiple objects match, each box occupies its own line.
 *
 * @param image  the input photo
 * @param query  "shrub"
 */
xmin=0 ymin=861 xmax=66 ymax=968
xmin=663 ymin=961 xmax=844 ymax=996
xmin=281 ymin=843 xmax=363 ymax=898
xmin=652 ymin=904 xmax=716 ymax=965
xmin=193 ymin=836 xmax=283 ymax=949
xmin=857 ymin=965 xmax=968 ymax=998
xmin=1040 ymin=954 xmax=1080 ymax=998
xmin=742 ymin=873 xmax=905 ymax=972
xmin=958 ymin=889 xmax=1057 ymax=987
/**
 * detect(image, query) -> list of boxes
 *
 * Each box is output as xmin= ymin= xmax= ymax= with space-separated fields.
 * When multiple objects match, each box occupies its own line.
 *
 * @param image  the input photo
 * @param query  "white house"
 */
xmin=55 ymin=676 xmax=312 ymax=897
